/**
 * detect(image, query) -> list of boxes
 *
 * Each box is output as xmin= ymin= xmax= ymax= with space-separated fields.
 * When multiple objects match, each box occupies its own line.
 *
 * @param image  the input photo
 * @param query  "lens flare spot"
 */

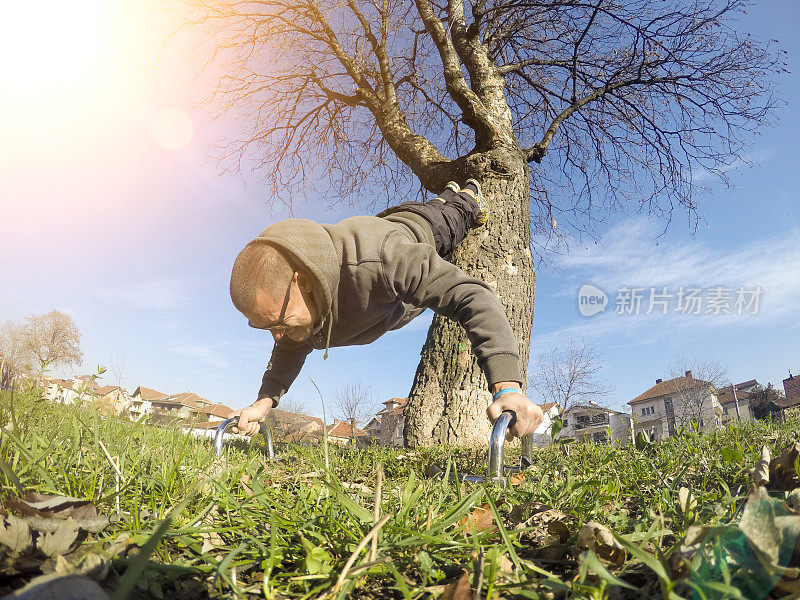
xmin=152 ymin=109 xmax=194 ymax=150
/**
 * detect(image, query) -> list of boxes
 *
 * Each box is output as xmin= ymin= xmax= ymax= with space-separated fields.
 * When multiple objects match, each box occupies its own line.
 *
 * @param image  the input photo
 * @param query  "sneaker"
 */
xmin=432 ymin=181 xmax=460 ymax=203
xmin=465 ymin=178 xmax=488 ymax=225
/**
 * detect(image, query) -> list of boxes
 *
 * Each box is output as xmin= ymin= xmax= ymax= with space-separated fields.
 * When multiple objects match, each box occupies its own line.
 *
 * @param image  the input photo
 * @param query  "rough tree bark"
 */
xmin=406 ymin=155 xmax=534 ymax=446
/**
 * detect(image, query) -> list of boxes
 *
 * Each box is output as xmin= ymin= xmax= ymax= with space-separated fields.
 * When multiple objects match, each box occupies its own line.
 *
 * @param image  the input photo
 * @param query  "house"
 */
xmin=784 ymin=372 xmax=800 ymax=404
xmin=560 ymin=402 xmax=632 ymax=445
xmin=369 ymin=397 xmax=407 ymax=446
xmin=266 ymin=408 xmax=325 ymax=443
xmin=127 ymin=387 xmax=214 ymax=422
xmin=628 ymin=371 xmax=722 ymax=441
xmin=127 ymin=386 xmax=167 ymax=420
xmin=43 ymin=376 xmax=128 ymax=415
xmin=530 ymin=402 xmax=560 ymax=446
xmin=716 ymin=380 xmax=759 ymax=423
xmin=364 ymin=416 xmax=382 ymax=439
xmin=191 ymin=403 xmax=234 ymax=424
xmin=326 ymin=419 xmax=368 ymax=446
xmin=766 ymin=372 xmax=800 ymax=420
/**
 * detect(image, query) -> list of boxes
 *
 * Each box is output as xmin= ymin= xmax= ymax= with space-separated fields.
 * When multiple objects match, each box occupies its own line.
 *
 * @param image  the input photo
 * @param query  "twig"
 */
xmin=98 ymin=439 xmax=123 ymax=514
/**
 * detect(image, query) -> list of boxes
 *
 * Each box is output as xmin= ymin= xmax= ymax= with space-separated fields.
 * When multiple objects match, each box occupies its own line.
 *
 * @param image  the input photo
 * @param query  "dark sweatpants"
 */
xmin=376 ymin=188 xmax=480 ymax=260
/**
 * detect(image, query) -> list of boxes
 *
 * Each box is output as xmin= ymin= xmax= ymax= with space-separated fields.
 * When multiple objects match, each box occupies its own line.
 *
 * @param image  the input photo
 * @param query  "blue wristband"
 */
xmin=492 ymin=387 xmax=522 ymax=401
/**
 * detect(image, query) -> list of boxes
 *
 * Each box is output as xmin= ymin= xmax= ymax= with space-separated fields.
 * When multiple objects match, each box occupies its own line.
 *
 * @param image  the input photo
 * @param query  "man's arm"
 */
xmin=233 ymin=337 xmax=313 ymax=435
xmin=381 ymin=234 xmax=543 ymax=437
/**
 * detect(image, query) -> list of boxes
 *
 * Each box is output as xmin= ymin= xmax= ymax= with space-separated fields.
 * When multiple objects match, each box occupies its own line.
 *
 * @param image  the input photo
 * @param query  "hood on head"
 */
xmin=252 ymin=219 xmax=339 ymax=327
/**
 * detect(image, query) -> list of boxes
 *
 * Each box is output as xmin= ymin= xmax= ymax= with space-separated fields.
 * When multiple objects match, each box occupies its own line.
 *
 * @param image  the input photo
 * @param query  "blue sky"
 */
xmin=1 ymin=1 xmax=798 ymax=420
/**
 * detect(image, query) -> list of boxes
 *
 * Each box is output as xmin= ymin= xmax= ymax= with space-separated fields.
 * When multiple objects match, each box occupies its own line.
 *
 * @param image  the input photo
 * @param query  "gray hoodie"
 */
xmin=252 ymin=214 xmax=522 ymax=402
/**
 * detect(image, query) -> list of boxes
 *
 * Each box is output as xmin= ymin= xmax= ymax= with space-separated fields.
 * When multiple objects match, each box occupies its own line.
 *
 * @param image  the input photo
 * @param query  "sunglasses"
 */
xmin=248 ymin=278 xmax=293 ymax=331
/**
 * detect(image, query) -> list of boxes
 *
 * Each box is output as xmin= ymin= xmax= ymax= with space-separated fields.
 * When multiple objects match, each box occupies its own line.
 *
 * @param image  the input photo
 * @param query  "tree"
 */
xmin=21 ymin=310 xmax=83 ymax=378
xmin=0 ymin=321 xmax=30 ymax=389
xmin=181 ymin=0 xmax=781 ymax=445
xmin=747 ymin=383 xmax=784 ymax=421
xmin=528 ymin=338 xmax=611 ymax=413
xmin=667 ymin=356 xmax=728 ymax=431
xmin=332 ymin=380 xmax=377 ymax=444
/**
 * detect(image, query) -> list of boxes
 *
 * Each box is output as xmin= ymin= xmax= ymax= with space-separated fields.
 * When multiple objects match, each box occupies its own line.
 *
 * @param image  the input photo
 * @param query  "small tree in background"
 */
xmin=529 ymin=339 xmax=611 ymax=410
xmin=22 ymin=310 xmax=83 ymax=379
xmin=333 ymin=380 xmax=377 ymax=445
xmin=748 ymin=384 xmax=785 ymax=421
xmin=0 ymin=321 xmax=30 ymax=389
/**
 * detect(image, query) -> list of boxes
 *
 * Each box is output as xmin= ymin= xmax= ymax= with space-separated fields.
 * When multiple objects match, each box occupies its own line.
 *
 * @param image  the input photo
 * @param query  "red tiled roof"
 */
xmin=327 ymin=420 xmax=367 ymax=438
xmin=133 ymin=386 xmax=170 ymax=402
xmin=630 ymin=376 xmax=712 ymax=404
xmin=716 ymin=381 xmax=758 ymax=405
xmin=271 ymin=409 xmax=324 ymax=428
xmin=192 ymin=403 xmax=234 ymax=419
xmin=169 ymin=392 xmax=210 ymax=408
xmin=539 ymin=402 xmax=558 ymax=411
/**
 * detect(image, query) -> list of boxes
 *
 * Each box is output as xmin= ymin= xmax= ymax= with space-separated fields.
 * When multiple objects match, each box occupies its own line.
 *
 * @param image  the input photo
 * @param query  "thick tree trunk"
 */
xmin=405 ymin=151 xmax=534 ymax=447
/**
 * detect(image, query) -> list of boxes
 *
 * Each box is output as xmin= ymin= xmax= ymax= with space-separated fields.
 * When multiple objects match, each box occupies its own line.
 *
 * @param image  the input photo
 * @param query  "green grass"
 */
xmin=1 ymin=386 xmax=798 ymax=599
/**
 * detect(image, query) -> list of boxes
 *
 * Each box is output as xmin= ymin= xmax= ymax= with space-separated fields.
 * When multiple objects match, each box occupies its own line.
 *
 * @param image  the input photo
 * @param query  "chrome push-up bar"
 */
xmin=458 ymin=410 xmax=534 ymax=485
xmin=213 ymin=417 xmax=275 ymax=458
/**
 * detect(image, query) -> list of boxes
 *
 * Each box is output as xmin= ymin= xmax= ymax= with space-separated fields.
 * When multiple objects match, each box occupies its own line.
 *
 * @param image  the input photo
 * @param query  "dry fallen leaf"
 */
xmin=769 ymin=442 xmax=800 ymax=491
xmin=0 ymin=515 xmax=33 ymax=555
xmin=576 ymin=521 xmax=626 ymax=568
xmin=440 ymin=572 xmax=473 ymax=600
xmin=461 ymin=503 xmax=495 ymax=533
xmin=750 ymin=446 xmax=771 ymax=491
xmin=39 ymin=517 xmax=80 ymax=558
xmin=507 ymin=472 xmax=526 ymax=486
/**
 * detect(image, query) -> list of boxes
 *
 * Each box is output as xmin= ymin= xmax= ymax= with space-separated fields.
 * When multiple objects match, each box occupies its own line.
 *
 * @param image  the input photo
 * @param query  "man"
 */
xmin=230 ymin=180 xmax=543 ymax=442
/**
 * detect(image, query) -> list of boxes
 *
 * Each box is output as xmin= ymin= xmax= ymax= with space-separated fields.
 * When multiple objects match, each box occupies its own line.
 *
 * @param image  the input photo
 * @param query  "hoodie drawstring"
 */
xmin=323 ymin=311 xmax=333 ymax=359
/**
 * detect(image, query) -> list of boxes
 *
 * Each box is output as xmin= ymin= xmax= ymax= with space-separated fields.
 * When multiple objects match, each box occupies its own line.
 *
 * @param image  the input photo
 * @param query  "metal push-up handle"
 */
xmin=459 ymin=410 xmax=534 ymax=485
xmin=214 ymin=417 xmax=275 ymax=458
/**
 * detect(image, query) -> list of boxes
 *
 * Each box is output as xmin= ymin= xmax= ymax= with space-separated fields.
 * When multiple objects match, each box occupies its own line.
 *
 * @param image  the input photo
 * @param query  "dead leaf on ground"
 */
xmin=8 ymin=492 xmax=97 ymax=521
xmin=341 ymin=482 xmax=374 ymax=495
xmin=576 ymin=521 xmax=626 ymax=568
xmin=0 ymin=515 xmax=33 ymax=555
xmin=507 ymin=472 xmax=526 ymax=486
xmin=769 ymin=442 xmax=800 ymax=491
xmin=511 ymin=503 xmax=570 ymax=547
xmin=440 ymin=572 xmax=474 ymax=600
xmin=750 ymin=446 xmax=771 ymax=491
xmin=39 ymin=518 xmax=80 ymax=558
xmin=461 ymin=503 xmax=495 ymax=534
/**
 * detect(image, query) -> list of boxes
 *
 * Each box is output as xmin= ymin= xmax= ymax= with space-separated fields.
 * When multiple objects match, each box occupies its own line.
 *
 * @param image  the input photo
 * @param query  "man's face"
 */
xmin=246 ymin=273 xmax=318 ymax=343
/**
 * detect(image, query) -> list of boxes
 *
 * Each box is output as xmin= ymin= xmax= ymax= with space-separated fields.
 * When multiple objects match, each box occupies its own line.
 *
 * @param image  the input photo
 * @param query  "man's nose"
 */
xmin=271 ymin=331 xmax=284 ymax=342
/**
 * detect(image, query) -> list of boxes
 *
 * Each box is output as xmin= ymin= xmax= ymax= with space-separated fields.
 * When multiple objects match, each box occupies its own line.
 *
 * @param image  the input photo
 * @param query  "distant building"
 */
xmin=370 ymin=398 xmax=407 ymax=447
xmin=326 ymin=420 xmax=368 ymax=446
xmin=716 ymin=380 xmax=759 ymax=423
xmin=560 ymin=403 xmax=632 ymax=445
xmin=629 ymin=371 xmax=722 ymax=441
xmin=42 ymin=376 xmax=128 ymax=415
xmin=127 ymin=387 xmax=213 ymax=423
xmin=530 ymin=402 xmax=560 ymax=446
xmin=784 ymin=372 xmax=800 ymax=404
